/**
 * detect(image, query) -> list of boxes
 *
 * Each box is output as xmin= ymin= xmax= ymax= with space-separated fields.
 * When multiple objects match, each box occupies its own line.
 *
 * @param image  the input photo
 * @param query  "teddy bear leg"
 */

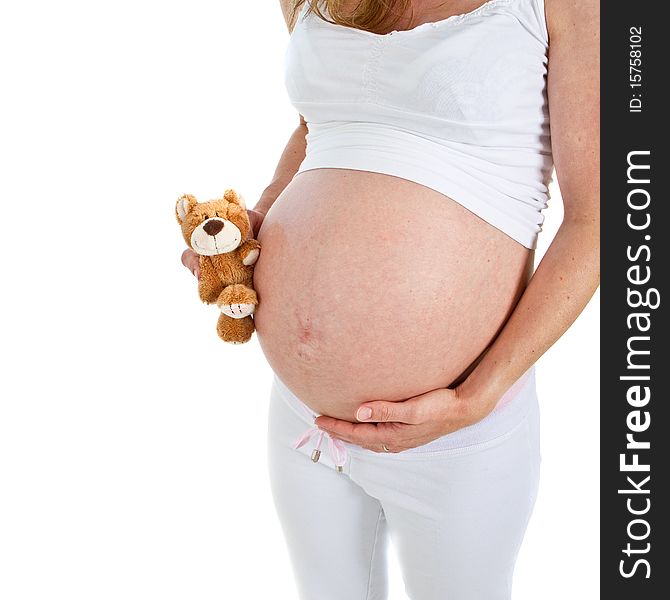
xmin=216 ymin=284 xmax=258 ymax=319
xmin=216 ymin=313 xmax=255 ymax=344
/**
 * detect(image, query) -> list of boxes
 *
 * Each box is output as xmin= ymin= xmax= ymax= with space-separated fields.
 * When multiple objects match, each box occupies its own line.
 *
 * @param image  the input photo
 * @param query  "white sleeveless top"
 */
xmin=284 ymin=0 xmax=554 ymax=249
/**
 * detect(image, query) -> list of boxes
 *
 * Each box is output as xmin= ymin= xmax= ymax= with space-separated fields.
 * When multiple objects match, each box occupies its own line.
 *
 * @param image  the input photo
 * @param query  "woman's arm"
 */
xmin=457 ymin=0 xmax=600 ymax=407
xmin=180 ymin=114 xmax=307 ymax=276
xmin=315 ymin=0 xmax=600 ymax=451
xmin=252 ymin=115 xmax=308 ymax=221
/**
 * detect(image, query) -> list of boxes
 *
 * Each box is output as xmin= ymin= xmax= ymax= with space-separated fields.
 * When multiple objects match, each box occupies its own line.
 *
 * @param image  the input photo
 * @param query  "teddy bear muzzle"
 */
xmin=190 ymin=217 xmax=242 ymax=256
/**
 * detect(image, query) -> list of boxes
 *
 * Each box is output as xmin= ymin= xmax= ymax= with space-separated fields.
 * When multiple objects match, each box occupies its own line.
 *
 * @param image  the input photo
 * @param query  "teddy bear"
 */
xmin=175 ymin=189 xmax=261 ymax=344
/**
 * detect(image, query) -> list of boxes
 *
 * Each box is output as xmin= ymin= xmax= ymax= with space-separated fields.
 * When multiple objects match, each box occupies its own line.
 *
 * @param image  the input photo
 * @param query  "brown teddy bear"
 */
xmin=175 ymin=189 xmax=261 ymax=344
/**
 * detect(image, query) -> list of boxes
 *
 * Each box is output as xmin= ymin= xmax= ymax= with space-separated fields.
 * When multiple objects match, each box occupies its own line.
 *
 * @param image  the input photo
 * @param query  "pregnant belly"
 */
xmin=253 ymin=169 xmax=532 ymax=422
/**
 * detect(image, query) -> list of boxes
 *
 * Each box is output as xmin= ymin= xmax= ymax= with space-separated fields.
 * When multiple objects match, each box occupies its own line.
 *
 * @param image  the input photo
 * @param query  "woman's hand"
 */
xmin=180 ymin=208 xmax=266 ymax=280
xmin=314 ymin=386 xmax=493 ymax=453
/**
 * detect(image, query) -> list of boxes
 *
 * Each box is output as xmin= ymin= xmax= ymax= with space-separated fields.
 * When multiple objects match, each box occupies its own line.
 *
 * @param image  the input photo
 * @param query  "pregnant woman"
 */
xmin=182 ymin=0 xmax=599 ymax=597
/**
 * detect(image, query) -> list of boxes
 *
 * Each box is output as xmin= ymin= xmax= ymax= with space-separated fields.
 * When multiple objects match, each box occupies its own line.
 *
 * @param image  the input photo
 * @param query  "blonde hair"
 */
xmin=290 ymin=0 xmax=415 ymax=35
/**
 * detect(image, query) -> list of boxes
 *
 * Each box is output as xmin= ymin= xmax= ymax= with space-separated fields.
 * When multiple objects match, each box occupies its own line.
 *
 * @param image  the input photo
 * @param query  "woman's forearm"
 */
xmin=458 ymin=216 xmax=600 ymax=409
xmin=252 ymin=116 xmax=308 ymax=216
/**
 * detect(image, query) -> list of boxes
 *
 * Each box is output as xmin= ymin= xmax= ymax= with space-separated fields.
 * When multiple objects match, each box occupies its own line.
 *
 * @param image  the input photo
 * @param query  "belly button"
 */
xmin=296 ymin=344 xmax=318 ymax=363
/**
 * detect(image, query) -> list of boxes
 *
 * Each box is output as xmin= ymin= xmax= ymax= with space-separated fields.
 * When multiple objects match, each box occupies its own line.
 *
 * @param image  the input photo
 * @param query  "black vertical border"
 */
xmin=601 ymin=2 xmax=668 ymax=597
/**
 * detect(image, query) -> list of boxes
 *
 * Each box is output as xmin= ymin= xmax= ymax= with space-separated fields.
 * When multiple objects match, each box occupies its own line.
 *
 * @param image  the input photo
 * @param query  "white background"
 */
xmin=0 ymin=1 xmax=599 ymax=598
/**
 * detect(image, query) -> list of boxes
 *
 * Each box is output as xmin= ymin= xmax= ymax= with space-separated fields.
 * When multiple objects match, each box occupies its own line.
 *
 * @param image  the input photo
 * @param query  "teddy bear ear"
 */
xmin=223 ymin=188 xmax=246 ymax=209
xmin=176 ymin=194 xmax=197 ymax=224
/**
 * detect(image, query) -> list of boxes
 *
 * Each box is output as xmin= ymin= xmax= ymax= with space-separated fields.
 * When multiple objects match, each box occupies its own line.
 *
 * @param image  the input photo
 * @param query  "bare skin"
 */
xmin=253 ymin=170 xmax=532 ymax=421
xmin=182 ymin=0 xmax=600 ymax=453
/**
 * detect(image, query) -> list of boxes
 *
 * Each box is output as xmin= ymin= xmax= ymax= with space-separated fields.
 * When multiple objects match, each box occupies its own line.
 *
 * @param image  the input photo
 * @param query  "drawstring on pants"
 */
xmin=293 ymin=426 xmax=348 ymax=472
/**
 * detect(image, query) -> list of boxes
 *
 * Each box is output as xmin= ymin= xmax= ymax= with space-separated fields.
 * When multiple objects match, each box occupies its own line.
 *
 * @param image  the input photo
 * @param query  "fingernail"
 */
xmin=356 ymin=407 xmax=372 ymax=421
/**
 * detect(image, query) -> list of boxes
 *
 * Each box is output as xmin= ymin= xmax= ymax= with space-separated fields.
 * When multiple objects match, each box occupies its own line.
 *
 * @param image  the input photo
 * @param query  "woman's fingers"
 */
xmin=246 ymin=209 xmax=265 ymax=238
xmin=355 ymin=400 xmax=421 ymax=424
xmin=181 ymin=248 xmax=200 ymax=279
xmin=314 ymin=418 xmax=383 ymax=446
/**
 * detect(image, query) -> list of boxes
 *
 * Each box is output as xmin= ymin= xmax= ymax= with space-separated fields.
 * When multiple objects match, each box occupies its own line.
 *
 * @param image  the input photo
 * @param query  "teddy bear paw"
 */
xmin=242 ymin=248 xmax=260 ymax=266
xmin=220 ymin=302 xmax=256 ymax=318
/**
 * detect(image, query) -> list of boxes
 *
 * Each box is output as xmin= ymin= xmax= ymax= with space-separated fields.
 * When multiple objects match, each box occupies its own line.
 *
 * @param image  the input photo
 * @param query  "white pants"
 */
xmin=267 ymin=372 xmax=541 ymax=600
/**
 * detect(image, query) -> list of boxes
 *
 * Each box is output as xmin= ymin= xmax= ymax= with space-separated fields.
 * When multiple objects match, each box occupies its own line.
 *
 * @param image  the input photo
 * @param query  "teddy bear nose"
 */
xmin=203 ymin=219 xmax=224 ymax=236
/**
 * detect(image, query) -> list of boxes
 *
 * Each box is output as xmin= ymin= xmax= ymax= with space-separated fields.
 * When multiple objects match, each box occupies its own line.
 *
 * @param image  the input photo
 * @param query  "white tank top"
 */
xmin=284 ymin=0 xmax=554 ymax=249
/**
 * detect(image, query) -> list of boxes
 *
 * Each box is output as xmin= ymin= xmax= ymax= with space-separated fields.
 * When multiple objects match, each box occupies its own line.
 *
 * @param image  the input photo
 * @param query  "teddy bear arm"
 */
xmin=198 ymin=256 xmax=224 ymax=303
xmin=238 ymin=239 xmax=261 ymax=266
